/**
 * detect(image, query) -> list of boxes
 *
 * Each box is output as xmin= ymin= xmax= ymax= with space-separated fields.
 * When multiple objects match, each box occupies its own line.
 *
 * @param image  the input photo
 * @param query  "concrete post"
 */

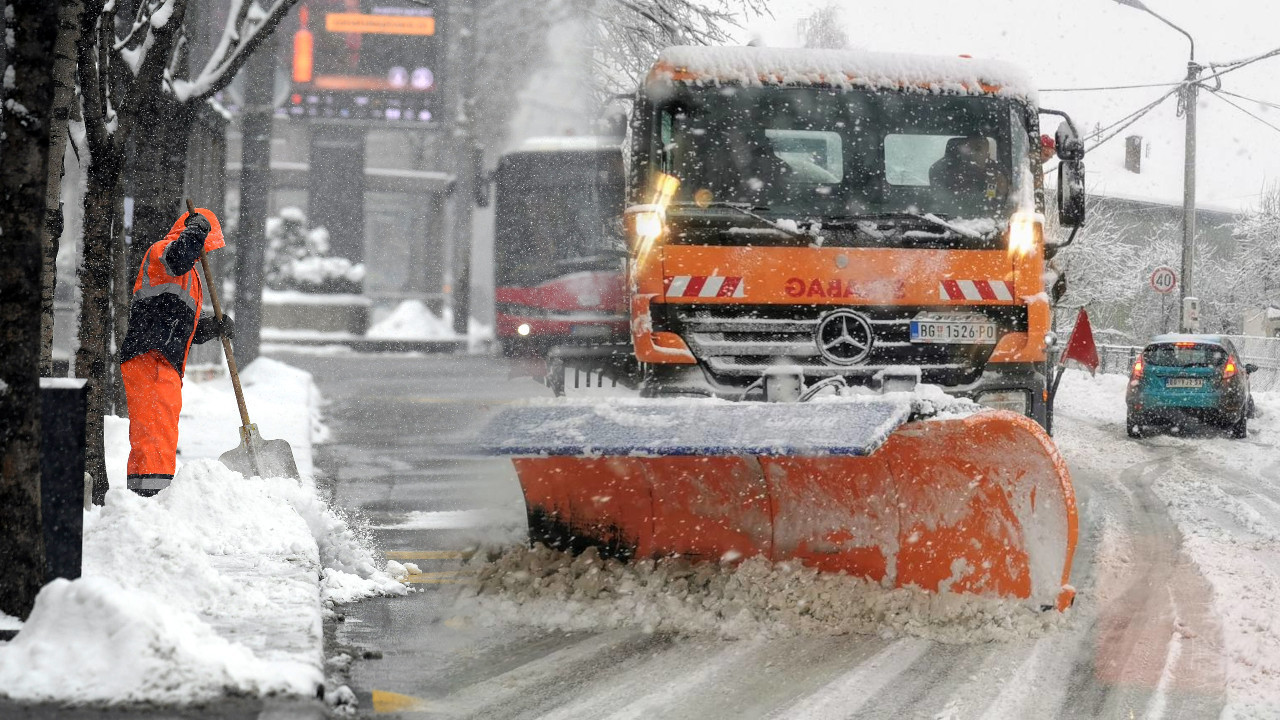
xmin=1180 ymin=61 xmax=1200 ymax=332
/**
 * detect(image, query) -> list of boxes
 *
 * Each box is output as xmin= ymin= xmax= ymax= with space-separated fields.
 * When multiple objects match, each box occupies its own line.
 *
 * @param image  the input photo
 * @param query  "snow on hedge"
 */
xmin=649 ymin=46 xmax=1036 ymax=101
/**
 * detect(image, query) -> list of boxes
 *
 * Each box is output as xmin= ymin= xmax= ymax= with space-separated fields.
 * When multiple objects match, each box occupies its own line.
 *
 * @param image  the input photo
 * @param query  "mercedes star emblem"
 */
xmin=814 ymin=309 xmax=874 ymax=365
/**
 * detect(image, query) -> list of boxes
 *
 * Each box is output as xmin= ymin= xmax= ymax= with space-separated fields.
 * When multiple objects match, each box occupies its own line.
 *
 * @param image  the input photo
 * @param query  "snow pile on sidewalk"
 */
xmin=367 ymin=299 xmax=458 ymax=340
xmin=174 ymin=358 xmax=327 ymax=478
xmin=0 ymin=360 xmax=404 ymax=705
xmin=463 ymin=545 xmax=1064 ymax=644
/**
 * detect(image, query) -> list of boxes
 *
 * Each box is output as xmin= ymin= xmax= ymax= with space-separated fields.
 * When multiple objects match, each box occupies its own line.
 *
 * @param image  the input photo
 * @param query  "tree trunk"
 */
xmin=129 ymin=98 xmax=194 ymax=270
xmin=0 ymin=0 xmax=61 ymax=619
xmin=234 ymin=38 xmax=279 ymax=366
xmin=111 ymin=188 xmax=131 ymax=416
xmin=39 ymin=0 xmax=83 ymax=377
xmin=78 ymin=157 xmax=122 ymax=506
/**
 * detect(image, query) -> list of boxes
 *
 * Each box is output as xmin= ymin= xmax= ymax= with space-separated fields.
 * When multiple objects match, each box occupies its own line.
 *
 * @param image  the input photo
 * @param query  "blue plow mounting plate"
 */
xmin=478 ymin=397 xmax=914 ymax=457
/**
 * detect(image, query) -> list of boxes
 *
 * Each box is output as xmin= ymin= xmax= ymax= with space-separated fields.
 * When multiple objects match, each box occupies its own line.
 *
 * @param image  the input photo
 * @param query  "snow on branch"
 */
xmin=173 ymin=0 xmax=298 ymax=103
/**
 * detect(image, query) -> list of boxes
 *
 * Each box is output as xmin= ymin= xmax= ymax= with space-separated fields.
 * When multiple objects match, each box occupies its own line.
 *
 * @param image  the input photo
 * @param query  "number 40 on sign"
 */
xmin=1149 ymin=266 xmax=1178 ymax=294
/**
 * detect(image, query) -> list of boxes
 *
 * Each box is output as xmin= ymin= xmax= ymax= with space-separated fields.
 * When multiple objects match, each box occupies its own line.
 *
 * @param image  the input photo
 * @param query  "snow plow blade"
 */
xmin=481 ymin=400 xmax=1077 ymax=611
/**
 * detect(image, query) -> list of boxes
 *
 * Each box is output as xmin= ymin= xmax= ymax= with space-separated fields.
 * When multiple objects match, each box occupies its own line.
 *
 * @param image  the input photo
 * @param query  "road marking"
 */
xmin=386 ymin=550 xmax=471 ymax=560
xmin=402 ymin=571 xmax=475 ymax=585
xmin=371 ymin=689 xmax=430 ymax=713
xmin=774 ymin=638 xmax=931 ymax=719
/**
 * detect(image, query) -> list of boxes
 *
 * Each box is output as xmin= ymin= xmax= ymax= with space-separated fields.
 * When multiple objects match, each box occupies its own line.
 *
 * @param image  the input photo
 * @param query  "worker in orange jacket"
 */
xmin=119 ymin=207 xmax=233 ymax=496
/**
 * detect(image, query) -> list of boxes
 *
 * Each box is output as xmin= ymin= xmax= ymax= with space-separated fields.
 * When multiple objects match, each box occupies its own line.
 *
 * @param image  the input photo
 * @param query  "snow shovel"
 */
xmin=188 ymin=199 xmax=300 ymax=480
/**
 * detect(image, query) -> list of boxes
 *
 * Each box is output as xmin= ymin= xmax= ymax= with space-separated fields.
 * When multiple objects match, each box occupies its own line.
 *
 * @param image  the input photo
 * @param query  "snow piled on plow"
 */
xmin=462 ymin=545 xmax=1064 ymax=644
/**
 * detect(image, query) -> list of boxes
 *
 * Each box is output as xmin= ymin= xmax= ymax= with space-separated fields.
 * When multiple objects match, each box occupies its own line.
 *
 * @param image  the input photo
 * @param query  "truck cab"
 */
xmin=625 ymin=47 xmax=1085 ymax=427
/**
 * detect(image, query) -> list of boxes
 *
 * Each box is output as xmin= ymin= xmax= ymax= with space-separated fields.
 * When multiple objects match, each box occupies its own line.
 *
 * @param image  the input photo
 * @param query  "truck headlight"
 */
xmin=517 ymin=323 xmax=531 ymax=336
xmin=1007 ymin=212 xmax=1041 ymax=258
xmin=633 ymin=210 xmax=665 ymax=245
xmin=977 ymin=390 xmax=1029 ymax=415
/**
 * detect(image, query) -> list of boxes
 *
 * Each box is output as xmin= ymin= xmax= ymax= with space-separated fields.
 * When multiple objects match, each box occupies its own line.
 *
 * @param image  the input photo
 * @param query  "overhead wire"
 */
xmin=1041 ymin=81 xmax=1182 ymax=93
xmin=1082 ymin=87 xmax=1180 ymax=147
xmin=1205 ymin=89 xmax=1280 ymax=137
xmin=1214 ymin=89 xmax=1280 ymax=113
xmin=1042 ymin=89 xmax=1177 ymax=175
xmin=1198 ymin=45 xmax=1280 ymax=84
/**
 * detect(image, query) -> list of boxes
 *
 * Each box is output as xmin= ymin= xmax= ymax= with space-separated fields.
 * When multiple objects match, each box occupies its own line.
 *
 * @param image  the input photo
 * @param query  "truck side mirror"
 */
xmin=1055 ymin=120 xmax=1086 ymax=227
xmin=1057 ymin=161 xmax=1086 ymax=227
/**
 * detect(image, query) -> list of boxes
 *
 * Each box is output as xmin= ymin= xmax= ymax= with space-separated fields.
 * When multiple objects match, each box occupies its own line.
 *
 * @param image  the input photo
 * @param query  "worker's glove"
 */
xmin=216 ymin=315 xmax=235 ymax=340
xmin=185 ymin=211 xmax=212 ymax=236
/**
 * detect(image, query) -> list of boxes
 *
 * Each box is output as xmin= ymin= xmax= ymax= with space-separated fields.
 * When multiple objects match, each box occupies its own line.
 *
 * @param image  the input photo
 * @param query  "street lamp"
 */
xmin=1113 ymin=0 xmax=1201 ymax=332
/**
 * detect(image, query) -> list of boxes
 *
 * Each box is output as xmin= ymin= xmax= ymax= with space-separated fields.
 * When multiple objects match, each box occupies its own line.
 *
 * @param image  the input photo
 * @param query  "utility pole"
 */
xmin=1113 ymin=0 xmax=1200 ymax=331
xmin=443 ymin=0 xmax=476 ymax=336
xmin=234 ymin=31 xmax=279 ymax=366
xmin=1180 ymin=60 xmax=1200 ymax=331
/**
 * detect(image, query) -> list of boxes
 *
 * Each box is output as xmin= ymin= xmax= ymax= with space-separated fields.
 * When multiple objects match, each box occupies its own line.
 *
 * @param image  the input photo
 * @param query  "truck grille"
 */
xmin=656 ymin=304 xmax=1027 ymax=384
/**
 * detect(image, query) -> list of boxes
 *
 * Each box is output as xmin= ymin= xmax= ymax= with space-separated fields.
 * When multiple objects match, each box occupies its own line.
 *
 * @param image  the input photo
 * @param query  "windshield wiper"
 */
xmin=669 ymin=201 xmax=810 ymax=240
xmin=824 ymin=212 xmax=991 ymax=240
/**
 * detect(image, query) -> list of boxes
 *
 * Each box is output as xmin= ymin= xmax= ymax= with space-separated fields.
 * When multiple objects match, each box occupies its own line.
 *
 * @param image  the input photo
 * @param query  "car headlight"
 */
xmin=977 ymin=390 xmax=1029 ymax=415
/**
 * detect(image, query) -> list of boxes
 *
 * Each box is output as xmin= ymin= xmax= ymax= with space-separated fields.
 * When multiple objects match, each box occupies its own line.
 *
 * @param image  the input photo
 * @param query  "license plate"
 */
xmin=1166 ymin=377 xmax=1204 ymax=388
xmin=910 ymin=319 xmax=997 ymax=344
xmin=570 ymin=324 xmax=614 ymax=338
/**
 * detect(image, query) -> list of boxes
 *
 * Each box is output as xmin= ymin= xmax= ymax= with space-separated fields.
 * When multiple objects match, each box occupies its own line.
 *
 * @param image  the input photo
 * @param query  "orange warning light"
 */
xmin=292 ymin=6 xmax=314 ymax=83
xmin=325 ymin=13 xmax=435 ymax=36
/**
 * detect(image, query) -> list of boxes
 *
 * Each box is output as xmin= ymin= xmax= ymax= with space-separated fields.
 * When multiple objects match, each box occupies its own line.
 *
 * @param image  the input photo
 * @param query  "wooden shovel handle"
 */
xmin=188 ymin=198 xmax=252 ymax=428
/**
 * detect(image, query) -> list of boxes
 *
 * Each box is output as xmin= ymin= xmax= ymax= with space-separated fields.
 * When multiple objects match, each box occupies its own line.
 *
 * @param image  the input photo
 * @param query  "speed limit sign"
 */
xmin=1150 ymin=266 xmax=1178 ymax=294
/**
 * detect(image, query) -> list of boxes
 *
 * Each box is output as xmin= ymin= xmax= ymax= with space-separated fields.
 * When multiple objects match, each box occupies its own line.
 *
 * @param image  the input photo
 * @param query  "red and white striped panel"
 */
xmin=665 ymin=275 xmax=746 ymax=299
xmin=938 ymin=279 xmax=1014 ymax=302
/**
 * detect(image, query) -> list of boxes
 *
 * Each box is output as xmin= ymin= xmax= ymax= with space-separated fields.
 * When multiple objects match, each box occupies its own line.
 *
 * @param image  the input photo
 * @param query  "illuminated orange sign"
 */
xmin=324 ymin=13 xmax=435 ymax=36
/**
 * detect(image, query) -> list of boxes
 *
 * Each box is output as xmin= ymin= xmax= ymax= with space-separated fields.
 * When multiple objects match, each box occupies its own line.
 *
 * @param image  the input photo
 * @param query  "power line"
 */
xmin=1086 ymin=92 xmax=1175 ymax=153
xmin=1043 ymin=90 xmax=1175 ymax=174
xmin=1081 ymin=87 xmax=1180 ymax=145
xmin=1206 ymin=89 xmax=1280 ymax=137
xmin=1042 ymin=81 xmax=1182 ymax=93
xmin=1214 ymin=89 xmax=1280 ymax=113
xmin=1199 ymin=45 xmax=1280 ymax=84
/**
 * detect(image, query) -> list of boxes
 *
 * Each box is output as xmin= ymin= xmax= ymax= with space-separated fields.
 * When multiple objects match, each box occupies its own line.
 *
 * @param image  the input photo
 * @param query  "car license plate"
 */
xmin=1166 ymin=377 xmax=1204 ymax=388
xmin=570 ymin=324 xmax=614 ymax=338
xmin=910 ymin=317 xmax=997 ymax=344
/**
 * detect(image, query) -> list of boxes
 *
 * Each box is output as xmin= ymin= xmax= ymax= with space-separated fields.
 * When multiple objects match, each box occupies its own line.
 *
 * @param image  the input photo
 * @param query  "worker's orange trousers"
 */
xmin=121 ymin=351 xmax=183 ymax=495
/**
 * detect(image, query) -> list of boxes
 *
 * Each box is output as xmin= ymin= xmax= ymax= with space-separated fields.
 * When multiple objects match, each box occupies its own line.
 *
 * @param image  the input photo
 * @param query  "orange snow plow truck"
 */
xmin=482 ymin=47 xmax=1088 ymax=611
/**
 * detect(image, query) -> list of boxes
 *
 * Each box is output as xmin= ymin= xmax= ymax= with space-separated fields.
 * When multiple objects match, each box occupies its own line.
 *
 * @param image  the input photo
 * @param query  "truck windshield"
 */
xmin=494 ymin=148 xmax=625 ymax=287
xmin=654 ymin=86 xmax=1030 ymax=227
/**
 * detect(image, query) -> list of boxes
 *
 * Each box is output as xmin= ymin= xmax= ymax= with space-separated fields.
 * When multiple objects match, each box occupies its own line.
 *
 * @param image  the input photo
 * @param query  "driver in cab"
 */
xmin=929 ymin=135 xmax=1009 ymax=207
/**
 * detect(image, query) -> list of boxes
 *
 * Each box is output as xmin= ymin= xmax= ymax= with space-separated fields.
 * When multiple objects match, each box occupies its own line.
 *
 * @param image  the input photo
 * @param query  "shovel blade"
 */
xmin=218 ymin=425 xmax=301 ymax=479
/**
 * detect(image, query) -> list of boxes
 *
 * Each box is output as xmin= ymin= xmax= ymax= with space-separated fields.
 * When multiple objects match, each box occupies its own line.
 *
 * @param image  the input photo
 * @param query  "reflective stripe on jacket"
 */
xmin=119 ymin=214 xmax=217 ymax=376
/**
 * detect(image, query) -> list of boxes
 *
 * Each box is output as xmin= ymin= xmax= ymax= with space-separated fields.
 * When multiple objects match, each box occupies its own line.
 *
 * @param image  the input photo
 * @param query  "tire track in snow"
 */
xmin=768 ymin=638 xmax=931 ymax=719
xmin=1050 ymin=414 xmax=1226 ymax=719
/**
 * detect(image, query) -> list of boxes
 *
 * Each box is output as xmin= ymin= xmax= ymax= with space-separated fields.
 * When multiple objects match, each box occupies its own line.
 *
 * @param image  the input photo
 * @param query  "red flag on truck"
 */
xmin=1060 ymin=308 xmax=1100 ymax=375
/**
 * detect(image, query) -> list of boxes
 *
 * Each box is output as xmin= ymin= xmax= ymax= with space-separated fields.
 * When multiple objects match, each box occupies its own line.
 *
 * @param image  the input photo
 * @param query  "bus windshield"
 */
xmin=493 ymin=148 xmax=625 ymax=288
xmin=654 ymin=86 xmax=1031 ymax=224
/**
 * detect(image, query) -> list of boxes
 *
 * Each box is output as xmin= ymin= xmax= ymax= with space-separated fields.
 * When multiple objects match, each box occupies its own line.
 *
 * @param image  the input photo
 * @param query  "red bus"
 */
xmin=492 ymin=138 xmax=630 ymax=362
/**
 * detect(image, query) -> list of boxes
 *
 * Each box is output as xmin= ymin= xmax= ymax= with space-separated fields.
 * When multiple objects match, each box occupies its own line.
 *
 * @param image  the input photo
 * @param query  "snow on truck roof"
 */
xmin=647 ymin=46 xmax=1036 ymax=102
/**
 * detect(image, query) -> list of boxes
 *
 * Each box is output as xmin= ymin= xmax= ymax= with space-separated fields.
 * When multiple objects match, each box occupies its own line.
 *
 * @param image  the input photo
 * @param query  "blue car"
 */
xmin=1126 ymin=334 xmax=1256 ymax=439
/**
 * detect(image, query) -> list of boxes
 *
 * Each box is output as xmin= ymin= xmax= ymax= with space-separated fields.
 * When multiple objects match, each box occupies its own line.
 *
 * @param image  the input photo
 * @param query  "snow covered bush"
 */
xmin=265 ymin=208 xmax=366 ymax=294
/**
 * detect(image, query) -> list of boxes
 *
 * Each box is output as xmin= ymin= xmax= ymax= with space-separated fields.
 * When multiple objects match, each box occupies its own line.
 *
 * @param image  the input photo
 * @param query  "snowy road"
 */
xmin=282 ymin=351 xmax=1280 ymax=719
